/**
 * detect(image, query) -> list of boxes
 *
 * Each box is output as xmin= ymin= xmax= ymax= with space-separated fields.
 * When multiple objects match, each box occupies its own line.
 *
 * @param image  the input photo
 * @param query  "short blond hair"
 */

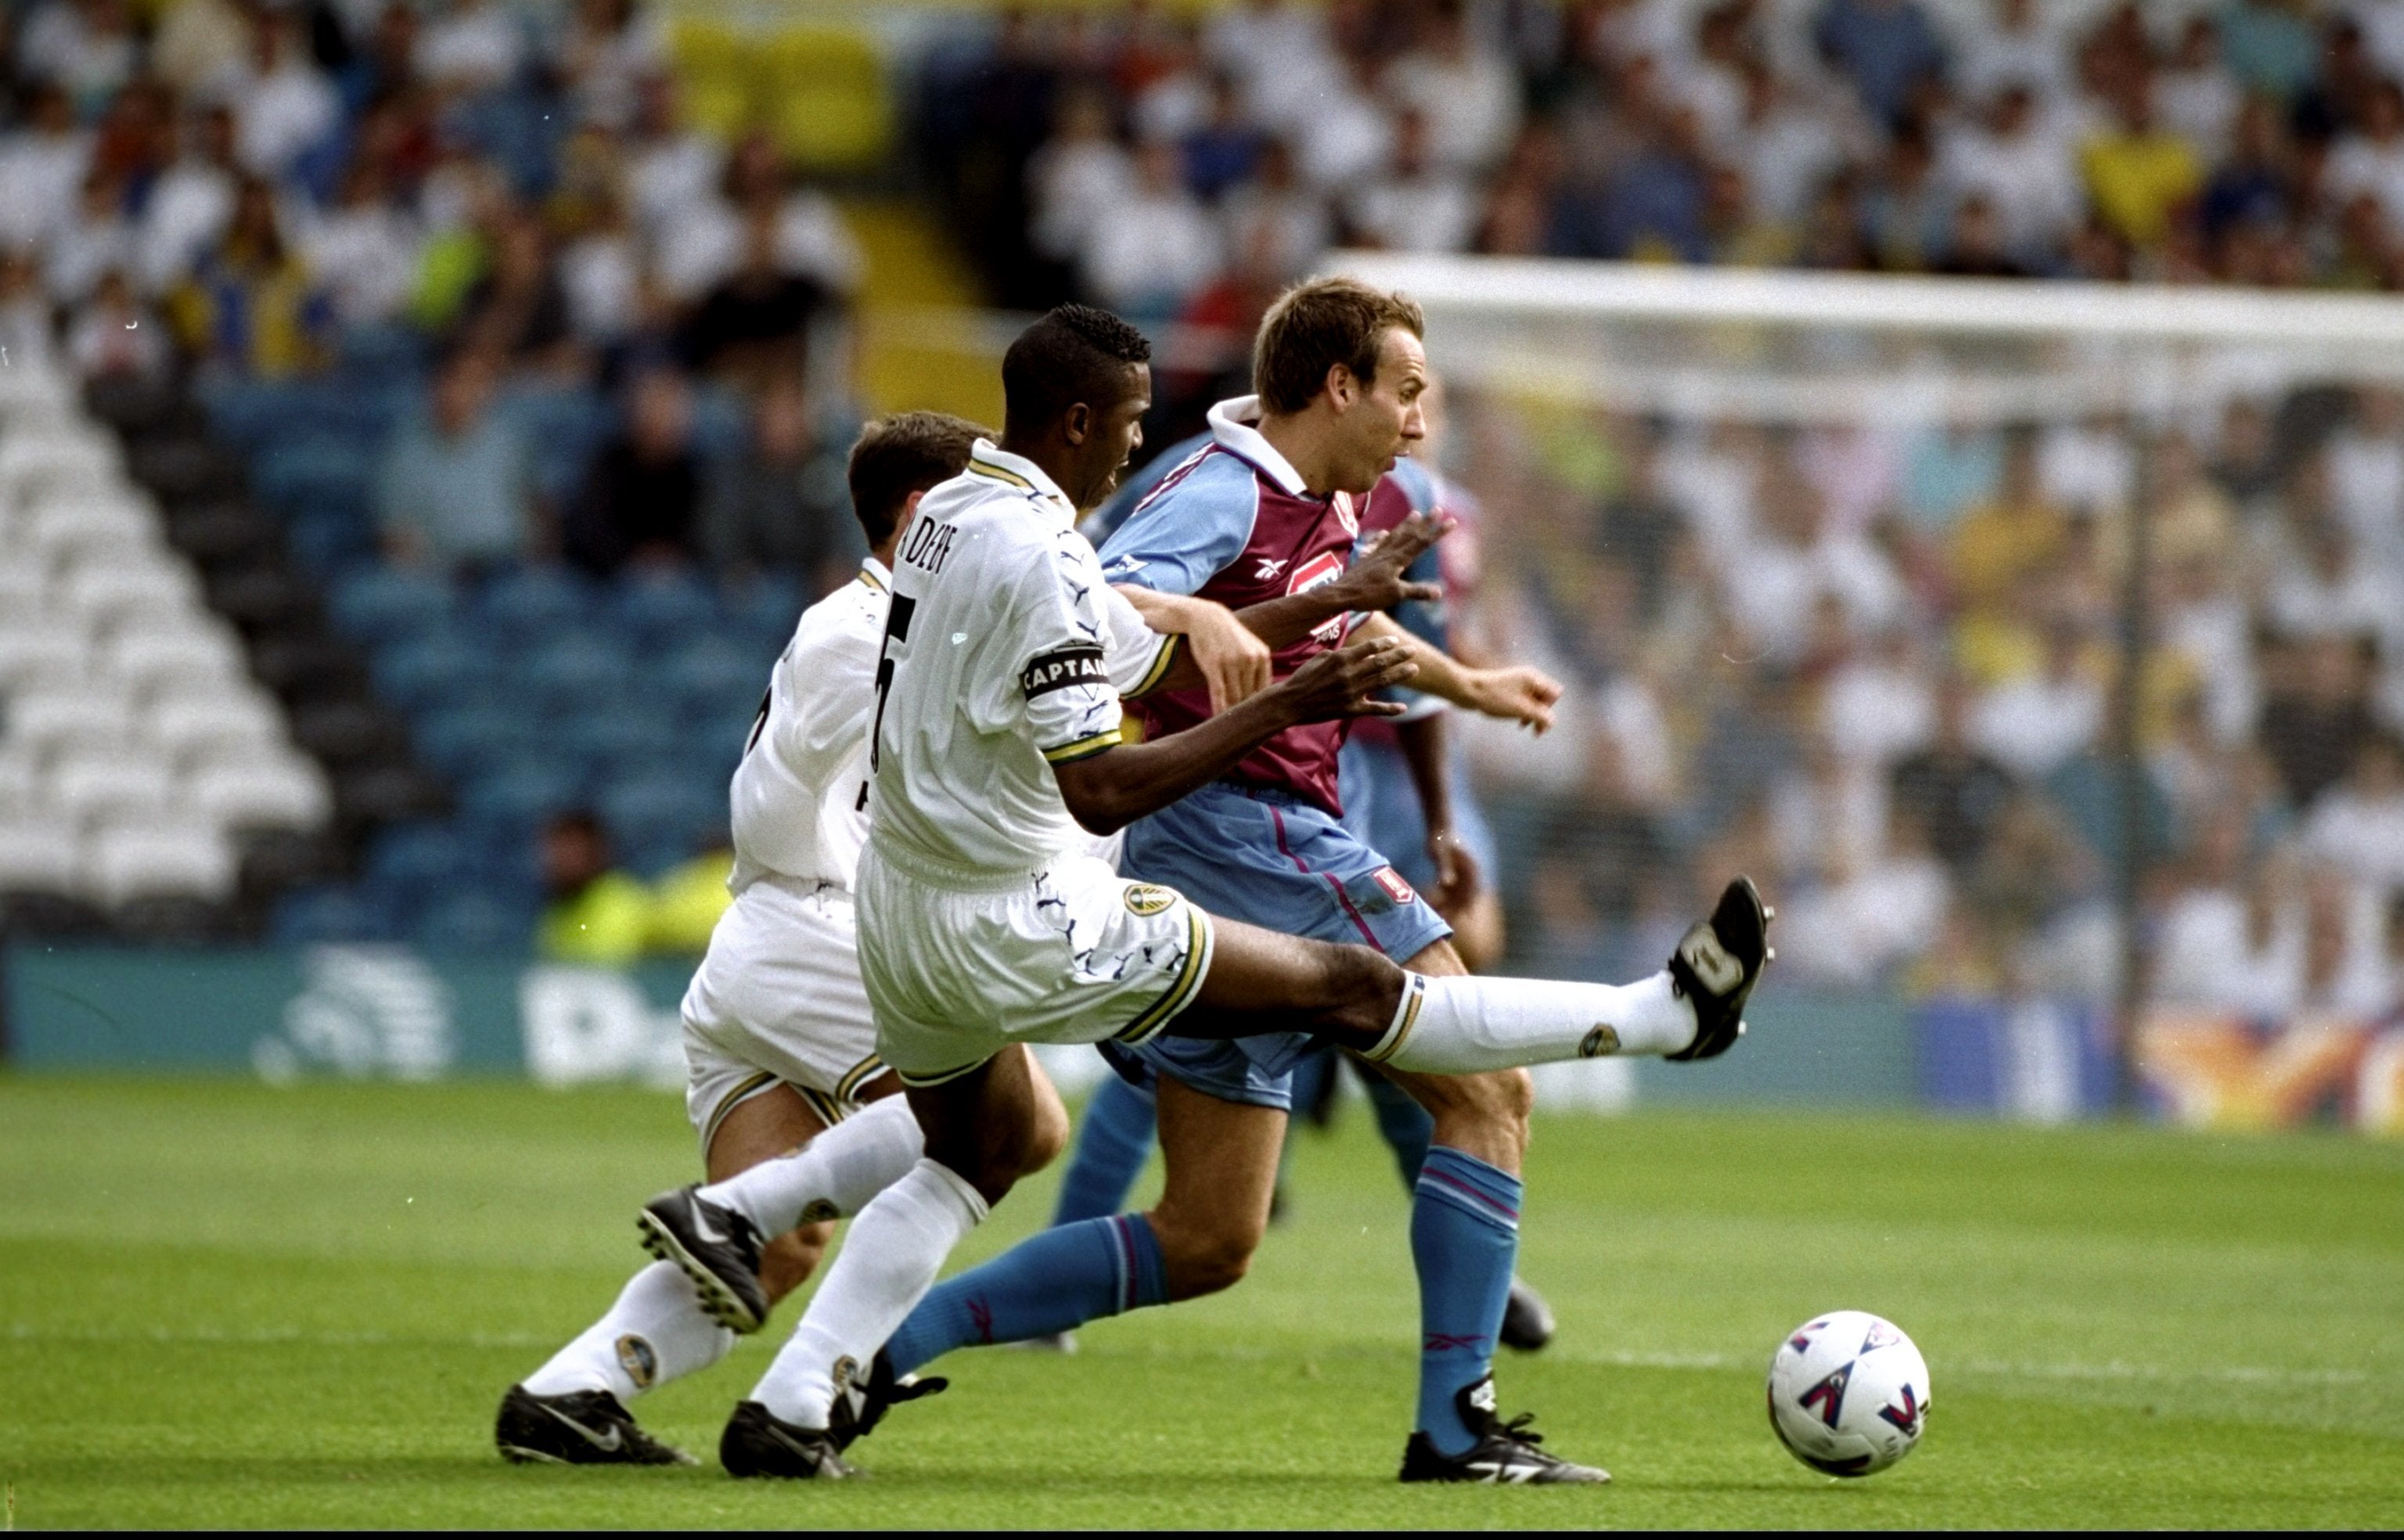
xmin=1252 ymin=278 xmax=1426 ymax=416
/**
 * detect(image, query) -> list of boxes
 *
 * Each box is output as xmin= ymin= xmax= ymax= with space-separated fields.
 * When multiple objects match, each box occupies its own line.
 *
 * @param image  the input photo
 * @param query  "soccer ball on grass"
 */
xmin=1765 ymin=1310 xmax=1930 ymax=1477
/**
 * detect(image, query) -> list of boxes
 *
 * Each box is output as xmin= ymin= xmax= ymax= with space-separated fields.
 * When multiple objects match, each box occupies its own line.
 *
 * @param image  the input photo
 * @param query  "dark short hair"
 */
xmin=846 ymin=411 xmax=986 ymax=547
xmin=1001 ymin=304 xmax=1152 ymax=438
xmin=1253 ymin=278 xmax=1425 ymax=416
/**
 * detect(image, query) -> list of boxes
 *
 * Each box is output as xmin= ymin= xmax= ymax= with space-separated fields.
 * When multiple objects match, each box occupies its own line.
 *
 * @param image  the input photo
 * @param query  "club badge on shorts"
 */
xmin=1123 ymin=884 xmax=1175 ymax=916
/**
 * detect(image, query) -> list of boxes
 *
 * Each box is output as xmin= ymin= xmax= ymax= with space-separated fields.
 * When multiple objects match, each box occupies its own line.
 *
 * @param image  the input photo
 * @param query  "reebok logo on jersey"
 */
xmin=1022 ymin=646 xmax=1109 ymax=699
xmin=1254 ymin=556 xmax=1289 ymax=580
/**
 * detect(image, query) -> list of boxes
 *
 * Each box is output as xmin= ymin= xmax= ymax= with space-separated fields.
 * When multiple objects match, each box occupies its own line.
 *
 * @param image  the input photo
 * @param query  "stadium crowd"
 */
xmin=4 ymin=0 xmax=2402 ymax=1020
xmin=1445 ymin=384 xmax=2404 ymax=1019
xmin=935 ymin=0 xmax=2404 ymax=317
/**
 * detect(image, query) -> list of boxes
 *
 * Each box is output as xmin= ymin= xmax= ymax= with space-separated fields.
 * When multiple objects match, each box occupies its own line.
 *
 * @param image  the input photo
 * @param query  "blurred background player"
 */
xmin=494 ymin=412 xmax=1025 ymax=1466
xmin=1047 ymin=373 xmax=1556 ymax=1355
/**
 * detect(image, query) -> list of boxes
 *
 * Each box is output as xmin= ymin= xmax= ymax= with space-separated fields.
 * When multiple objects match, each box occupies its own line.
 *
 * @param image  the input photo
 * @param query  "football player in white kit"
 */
xmin=494 ymin=413 xmax=1031 ymax=1466
xmin=686 ymin=304 xmax=1772 ymax=1480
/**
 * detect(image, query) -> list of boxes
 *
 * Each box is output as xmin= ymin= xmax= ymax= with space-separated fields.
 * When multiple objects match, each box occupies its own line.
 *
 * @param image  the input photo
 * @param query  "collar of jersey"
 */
xmin=1206 ymin=395 xmax=1308 ymax=498
xmin=968 ymin=440 xmax=1075 ymax=524
xmin=859 ymin=556 xmax=891 ymax=592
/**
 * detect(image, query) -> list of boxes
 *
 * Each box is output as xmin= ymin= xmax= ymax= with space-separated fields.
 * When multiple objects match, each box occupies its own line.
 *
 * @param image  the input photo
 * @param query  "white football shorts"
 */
xmin=681 ymin=876 xmax=887 ymax=1159
xmin=855 ymin=843 xmax=1215 ymax=1087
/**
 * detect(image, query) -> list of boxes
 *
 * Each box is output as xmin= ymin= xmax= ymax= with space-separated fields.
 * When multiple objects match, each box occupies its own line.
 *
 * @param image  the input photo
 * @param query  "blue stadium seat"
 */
xmin=271 ymin=885 xmax=396 ymax=945
xmin=611 ymin=570 xmax=722 ymax=650
xmin=254 ymin=436 xmax=375 ymax=520
xmin=725 ymin=571 xmax=806 ymax=651
xmin=365 ymin=822 xmax=477 ymax=905
xmin=202 ymin=379 xmax=314 ymax=452
xmin=656 ymin=635 xmax=769 ymax=715
xmin=460 ymin=761 xmax=586 ymax=829
xmin=332 ymin=567 xmax=454 ymax=646
xmin=560 ymin=707 xmax=685 ymax=774
xmin=599 ymin=772 xmax=722 ymax=857
xmin=416 ymin=704 xmax=544 ymax=779
xmin=523 ymin=634 xmax=637 ymax=718
xmin=286 ymin=507 xmax=376 ymax=578
xmin=473 ymin=566 xmax=597 ymax=647
xmin=373 ymin=633 xmax=492 ymax=714
xmin=413 ymin=889 xmax=535 ymax=953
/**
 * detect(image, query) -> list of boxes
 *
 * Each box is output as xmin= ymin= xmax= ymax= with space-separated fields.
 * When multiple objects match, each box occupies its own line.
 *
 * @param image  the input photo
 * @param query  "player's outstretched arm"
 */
xmin=1053 ymin=636 xmax=1416 ymax=835
xmin=1112 ymin=587 xmax=1273 ymax=712
xmin=1220 ymin=510 xmax=1453 ymax=649
xmin=1354 ymin=613 xmax=1560 ymax=733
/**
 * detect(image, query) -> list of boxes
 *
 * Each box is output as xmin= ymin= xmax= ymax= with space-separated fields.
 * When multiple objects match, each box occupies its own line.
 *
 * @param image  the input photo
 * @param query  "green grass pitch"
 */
xmin=3 ymin=1074 xmax=2400 ymax=1529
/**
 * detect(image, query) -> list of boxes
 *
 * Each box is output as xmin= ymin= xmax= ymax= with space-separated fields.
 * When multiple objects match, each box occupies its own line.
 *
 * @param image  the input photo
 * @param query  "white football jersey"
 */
xmin=725 ymin=559 xmax=891 ymax=896
xmin=866 ymin=441 xmax=1175 ymax=882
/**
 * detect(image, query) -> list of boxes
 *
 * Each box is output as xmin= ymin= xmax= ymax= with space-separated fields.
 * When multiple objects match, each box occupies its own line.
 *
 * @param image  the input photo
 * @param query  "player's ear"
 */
xmin=1063 ymin=401 xmax=1092 ymax=445
xmin=1325 ymin=364 xmax=1355 ymax=412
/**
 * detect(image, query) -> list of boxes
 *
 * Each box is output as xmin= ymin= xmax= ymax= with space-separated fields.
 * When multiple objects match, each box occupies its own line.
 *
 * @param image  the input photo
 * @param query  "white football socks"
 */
xmin=1369 ymin=970 xmax=1697 ymax=1074
xmin=521 ymin=1261 xmax=735 ymax=1401
xmin=750 ymin=1158 xmax=988 ymax=1429
xmin=694 ymin=1094 xmax=923 ymax=1238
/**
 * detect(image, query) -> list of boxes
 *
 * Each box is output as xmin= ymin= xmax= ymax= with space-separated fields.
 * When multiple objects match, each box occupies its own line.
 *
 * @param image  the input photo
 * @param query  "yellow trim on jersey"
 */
xmin=1125 ymin=633 xmax=1181 ymax=699
xmin=858 ymin=565 xmax=887 ymax=594
xmin=702 ymin=1070 xmax=779 ymax=1153
xmin=1040 ymin=727 xmax=1123 ymax=765
xmin=1115 ymin=907 xmax=1210 ymax=1045
xmin=797 ymin=1085 xmax=847 ymax=1128
xmin=968 ymin=460 xmax=1037 ymax=493
xmin=895 ymin=1054 xmax=995 ymax=1089
xmin=836 ymin=1053 xmax=886 ymax=1103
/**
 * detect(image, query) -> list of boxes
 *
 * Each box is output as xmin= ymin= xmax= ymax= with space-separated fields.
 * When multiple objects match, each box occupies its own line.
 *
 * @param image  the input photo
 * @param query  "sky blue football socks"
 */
xmin=884 ymin=1211 xmax=1168 ymax=1376
xmin=1048 ymin=1071 xmax=1157 ymax=1225
xmin=1411 ymin=1145 xmax=1522 ymax=1455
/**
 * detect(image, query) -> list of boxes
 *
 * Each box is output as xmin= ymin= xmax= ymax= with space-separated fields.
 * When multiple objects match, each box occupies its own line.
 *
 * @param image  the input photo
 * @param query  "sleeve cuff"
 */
xmin=1125 ymin=633 xmax=1182 ymax=699
xmin=1040 ymin=727 xmax=1124 ymax=765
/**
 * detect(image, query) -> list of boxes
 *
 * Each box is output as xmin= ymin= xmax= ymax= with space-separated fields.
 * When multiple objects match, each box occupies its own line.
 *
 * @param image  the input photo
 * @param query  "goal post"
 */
xmin=1333 ymin=252 xmax=2404 ymax=1113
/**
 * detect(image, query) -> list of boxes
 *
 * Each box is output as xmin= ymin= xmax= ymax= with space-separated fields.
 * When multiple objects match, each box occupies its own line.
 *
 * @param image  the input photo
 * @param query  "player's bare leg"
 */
xmin=1147 ymin=1076 xmax=1286 ymax=1300
xmin=724 ymin=1048 xmax=1067 ymax=1477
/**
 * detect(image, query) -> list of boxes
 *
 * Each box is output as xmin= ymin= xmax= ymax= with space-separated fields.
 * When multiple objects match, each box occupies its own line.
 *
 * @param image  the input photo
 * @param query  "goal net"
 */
xmin=1334 ymin=252 xmax=2404 ymax=1124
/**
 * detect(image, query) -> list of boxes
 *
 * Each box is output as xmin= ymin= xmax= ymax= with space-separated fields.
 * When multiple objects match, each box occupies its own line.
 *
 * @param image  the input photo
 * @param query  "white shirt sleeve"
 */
xmin=1097 ymin=574 xmax=1179 ymax=697
xmin=999 ymin=532 xmax=1148 ymax=765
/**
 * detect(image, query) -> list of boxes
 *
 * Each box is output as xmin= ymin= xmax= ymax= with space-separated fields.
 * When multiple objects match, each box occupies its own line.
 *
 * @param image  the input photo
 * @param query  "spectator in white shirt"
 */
xmin=2303 ymin=734 xmax=2404 ymax=894
xmin=2152 ymin=815 xmax=2291 ymax=1013
xmin=554 ymin=0 xmax=668 ymax=131
xmin=303 ymin=163 xmax=423 ymax=329
xmin=1027 ymin=91 xmax=1134 ymax=268
xmin=1823 ymin=625 xmax=1937 ymax=767
xmin=63 ymin=265 xmax=164 ymax=383
xmin=2327 ymin=81 xmax=2404 ymax=247
xmin=2156 ymin=16 xmax=2242 ymax=157
xmin=45 ymin=164 xmax=132 ymax=304
xmin=1949 ymin=0 xmax=2071 ymax=106
xmin=2327 ymin=386 xmax=2404 ymax=570
xmin=1972 ymin=618 xmax=2104 ymax=780
xmin=0 ymin=250 xmax=57 ymax=369
xmin=1081 ymin=139 xmax=1222 ymax=317
xmin=0 ymin=83 xmax=92 ymax=251
xmin=416 ymin=0 xmax=526 ymax=95
xmin=654 ymin=132 xmax=862 ymax=304
xmin=1387 ymin=0 xmax=1521 ymax=173
xmin=233 ymin=9 xmax=339 ymax=180
xmin=1346 ymin=110 xmax=1478 ymax=253
xmin=17 ymin=0 xmax=137 ymax=114
xmin=624 ymin=73 xmax=723 ymax=244
xmin=1220 ymin=138 xmax=1330 ymax=282
xmin=1939 ymin=83 xmax=2086 ymax=262
xmin=139 ymin=105 xmax=237 ymax=295
xmin=1721 ymin=452 xmax=1905 ymax=664
xmin=1294 ymin=51 xmax=1393 ymax=192
xmin=1729 ymin=59 xmax=1852 ymax=226
xmin=559 ymin=193 xmax=646 ymax=348
xmin=1775 ymin=801 xmax=1952 ymax=985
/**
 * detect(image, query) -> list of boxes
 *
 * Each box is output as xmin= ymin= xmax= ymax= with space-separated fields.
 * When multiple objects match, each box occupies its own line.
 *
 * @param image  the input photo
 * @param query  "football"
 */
xmin=1766 ymin=1311 xmax=1931 ymax=1477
